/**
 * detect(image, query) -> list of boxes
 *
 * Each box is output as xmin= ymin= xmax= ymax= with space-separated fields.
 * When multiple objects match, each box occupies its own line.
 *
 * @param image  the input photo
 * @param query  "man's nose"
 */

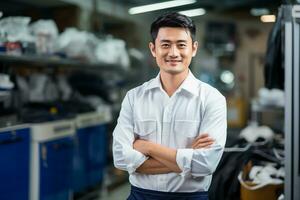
xmin=168 ymin=45 xmax=180 ymax=57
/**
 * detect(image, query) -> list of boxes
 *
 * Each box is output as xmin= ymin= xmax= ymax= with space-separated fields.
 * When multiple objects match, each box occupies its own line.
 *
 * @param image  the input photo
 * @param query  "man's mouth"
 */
xmin=166 ymin=60 xmax=182 ymax=63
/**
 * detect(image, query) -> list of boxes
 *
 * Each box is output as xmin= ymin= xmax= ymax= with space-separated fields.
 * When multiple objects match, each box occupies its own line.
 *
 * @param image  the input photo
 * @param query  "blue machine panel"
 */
xmin=0 ymin=127 xmax=30 ymax=200
xmin=87 ymin=125 xmax=107 ymax=186
xmin=73 ymin=124 xmax=107 ymax=192
xmin=39 ymin=136 xmax=74 ymax=200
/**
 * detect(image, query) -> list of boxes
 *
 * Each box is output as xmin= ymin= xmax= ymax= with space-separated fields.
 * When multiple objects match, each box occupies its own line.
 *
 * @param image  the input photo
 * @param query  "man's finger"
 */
xmin=192 ymin=134 xmax=211 ymax=145
xmin=194 ymin=139 xmax=214 ymax=147
xmin=193 ymin=141 xmax=213 ymax=148
xmin=192 ymin=141 xmax=214 ymax=149
xmin=193 ymin=143 xmax=213 ymax=149
xmin=195 ymin=133 xmax=209 ymax=140
xmin=192 ymin=137 xmax=214 ymax=146
xmin=192 ymin=143 xmax=211 ymax=149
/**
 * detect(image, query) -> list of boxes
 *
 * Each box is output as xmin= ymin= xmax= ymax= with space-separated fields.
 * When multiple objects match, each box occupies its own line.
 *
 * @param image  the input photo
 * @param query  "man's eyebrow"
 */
xmin=176 ymin=40 xmax=188 ymax=43
xmin=160 ymin=39 xmax=171 ymax=43
xmin=159 ymin=39 xmax=187 ymax=43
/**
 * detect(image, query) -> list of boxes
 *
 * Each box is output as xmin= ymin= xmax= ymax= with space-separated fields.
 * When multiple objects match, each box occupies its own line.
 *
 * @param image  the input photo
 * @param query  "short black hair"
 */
xmin=150 ymin=12 xmax=196 ymax=43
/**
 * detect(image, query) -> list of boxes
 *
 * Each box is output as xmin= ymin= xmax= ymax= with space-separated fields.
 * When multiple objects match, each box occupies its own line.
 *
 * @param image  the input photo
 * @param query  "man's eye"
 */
xmin=161 ymin=44 xmax=170 ymax=48
xmin=178 ymin=44 xmax=187 ymax=48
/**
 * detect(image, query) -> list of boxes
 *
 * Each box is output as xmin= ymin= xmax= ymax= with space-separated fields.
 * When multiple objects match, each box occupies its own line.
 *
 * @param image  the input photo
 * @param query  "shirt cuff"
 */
xmin=176 ymin=148 xmax=194 ymax=177
xmin=124 ymin=148 xmax=148 ymax=174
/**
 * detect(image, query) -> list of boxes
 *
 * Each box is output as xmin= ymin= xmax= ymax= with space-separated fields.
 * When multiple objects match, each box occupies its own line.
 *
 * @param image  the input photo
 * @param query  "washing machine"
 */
xmin=0 ymin=125 xmax=30 ymax=200
xmin=30 ymin=119 xmax=75 ymax=200
xmin=73 ymin=111 xmax=110 ymax=193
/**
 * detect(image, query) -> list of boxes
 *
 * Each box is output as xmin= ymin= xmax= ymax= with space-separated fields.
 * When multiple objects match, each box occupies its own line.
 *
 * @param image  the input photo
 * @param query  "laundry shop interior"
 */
xmin=0 ymin=0 xmax=299 ymax=200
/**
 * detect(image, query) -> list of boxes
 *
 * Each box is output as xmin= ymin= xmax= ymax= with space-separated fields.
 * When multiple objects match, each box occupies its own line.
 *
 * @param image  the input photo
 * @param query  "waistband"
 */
xmin=131 ymin=185 xmax=208 ymax=198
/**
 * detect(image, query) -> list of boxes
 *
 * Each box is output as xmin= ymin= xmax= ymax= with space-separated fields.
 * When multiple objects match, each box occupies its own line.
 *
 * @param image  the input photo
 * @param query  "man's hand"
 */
xmin=133 ymin=139 xmax=151 ymax=156
xmin=191 ymin=133 xmax=214 ymax=149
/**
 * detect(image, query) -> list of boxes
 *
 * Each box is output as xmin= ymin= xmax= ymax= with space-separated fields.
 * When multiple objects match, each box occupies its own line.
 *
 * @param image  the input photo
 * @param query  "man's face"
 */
xmin=149 ymin=27 xmax=198 ymax=75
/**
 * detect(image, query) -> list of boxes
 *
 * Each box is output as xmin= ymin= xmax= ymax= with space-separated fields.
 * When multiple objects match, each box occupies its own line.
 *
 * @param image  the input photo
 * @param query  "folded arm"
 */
xmin=134 ymin=133 xmax=215 ymax=174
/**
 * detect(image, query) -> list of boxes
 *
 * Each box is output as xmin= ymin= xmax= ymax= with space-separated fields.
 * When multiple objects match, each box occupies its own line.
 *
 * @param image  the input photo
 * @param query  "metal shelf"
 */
xmin=0 ymin=53 xmax=125 ymax=73
xmin=251 ymin=99 xmax=284 ymax=113
xmin=253 ymin=104 xmax=284 ymax=113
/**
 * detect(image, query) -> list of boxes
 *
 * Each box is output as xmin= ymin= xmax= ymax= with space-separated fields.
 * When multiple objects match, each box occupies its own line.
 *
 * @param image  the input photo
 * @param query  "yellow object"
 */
xmin=49 ymin=107 xmax=58 ymax=115
xmin=227 ymin=96 xmax=247 ymax=128
xmin=240 ymin=181 xmax=283 ymax=200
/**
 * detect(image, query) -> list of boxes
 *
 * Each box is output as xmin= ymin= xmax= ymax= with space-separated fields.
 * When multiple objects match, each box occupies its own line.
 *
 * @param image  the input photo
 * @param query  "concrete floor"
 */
xmin=100 ymin=182 xmax=131 ymax=200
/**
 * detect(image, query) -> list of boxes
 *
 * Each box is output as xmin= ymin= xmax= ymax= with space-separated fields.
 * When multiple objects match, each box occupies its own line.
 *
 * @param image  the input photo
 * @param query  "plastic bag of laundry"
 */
xmin=0 ymin=16 xmax=33 ymax=42
xmin=57 ymin=28 xmax=98 ymax=62
xmin=95 ymin=36 xmax=130 ymax=70
xmin=30 ymin=19 xmax=59 ymax=54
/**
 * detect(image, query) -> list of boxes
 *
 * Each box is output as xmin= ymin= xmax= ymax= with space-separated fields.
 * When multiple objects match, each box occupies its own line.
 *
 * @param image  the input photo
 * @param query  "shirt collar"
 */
xmin=178 ymin=71 xmax=199 ymax=96
xmin=146 ymin=73 xmax=161 ymax=90
xmin=145 ymin=70 xmax=199 ymax=96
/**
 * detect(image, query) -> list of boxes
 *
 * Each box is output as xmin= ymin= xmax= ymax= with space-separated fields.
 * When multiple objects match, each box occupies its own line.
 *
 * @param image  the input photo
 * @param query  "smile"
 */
xmin=166 ymin=60 xmax=182 ymax=62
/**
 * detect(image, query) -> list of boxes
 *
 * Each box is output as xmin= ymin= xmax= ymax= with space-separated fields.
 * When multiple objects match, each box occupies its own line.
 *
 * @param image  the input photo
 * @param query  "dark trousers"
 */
xmin=127 ymin=185 xmax=209 ymax=200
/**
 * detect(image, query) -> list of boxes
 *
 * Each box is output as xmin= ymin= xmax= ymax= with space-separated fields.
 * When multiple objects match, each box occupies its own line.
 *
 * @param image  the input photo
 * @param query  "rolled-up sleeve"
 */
xmin=176 ymin=92 xmax=227 ymax=177
xmin=113 ymin=91 xmax=148 ymax=174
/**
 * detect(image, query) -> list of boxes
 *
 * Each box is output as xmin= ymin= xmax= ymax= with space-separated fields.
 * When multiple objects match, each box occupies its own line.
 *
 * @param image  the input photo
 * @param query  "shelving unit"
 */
xmin=0 ymin=53 xmax=125 ymax=73
xmin=0 ymin=46 xmax=125 ymax=200
xmin=0 ymin=1 xmax=131 ymax=200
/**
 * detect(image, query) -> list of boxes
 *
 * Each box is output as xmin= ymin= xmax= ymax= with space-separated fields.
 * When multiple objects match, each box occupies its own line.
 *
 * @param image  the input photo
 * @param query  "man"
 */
xmin=113 ymin=12 xmax=227 ymax=200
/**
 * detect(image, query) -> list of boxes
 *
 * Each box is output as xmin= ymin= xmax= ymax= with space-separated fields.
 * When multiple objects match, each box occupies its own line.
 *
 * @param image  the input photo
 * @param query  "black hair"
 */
xmin=150 ymin=12 xmax=196 ymax=43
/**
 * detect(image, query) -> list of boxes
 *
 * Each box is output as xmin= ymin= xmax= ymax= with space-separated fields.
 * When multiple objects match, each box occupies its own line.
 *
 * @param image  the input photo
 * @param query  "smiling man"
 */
xmin=113 ymin=12 xmax=227 ymax=200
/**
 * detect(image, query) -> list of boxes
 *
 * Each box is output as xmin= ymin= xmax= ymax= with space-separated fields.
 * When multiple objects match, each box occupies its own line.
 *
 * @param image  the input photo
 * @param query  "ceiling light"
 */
xmin=179 ymin=8 xmax=206 ymax=17
xmin=250 ymin=8 xmax=269 ymax=16
xmin=260 ymin=15 xmax=276 ymax=23
xmin=220 ymin=70 xmax=234 ymax=84
xmin=128 ymin=0 xmax=196 ymax=15
xmin=0 ymin=12 xmax=2 ymax=18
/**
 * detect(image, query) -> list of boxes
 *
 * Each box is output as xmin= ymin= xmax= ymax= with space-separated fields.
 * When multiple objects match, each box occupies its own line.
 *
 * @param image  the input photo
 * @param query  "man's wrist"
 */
xmin=145 ymin=140 xmax=154 ymax=156
xmin=134 ymin=139 xmax=155 ymax=156
xmin=147 ymin=141 xmax=158 ymax=156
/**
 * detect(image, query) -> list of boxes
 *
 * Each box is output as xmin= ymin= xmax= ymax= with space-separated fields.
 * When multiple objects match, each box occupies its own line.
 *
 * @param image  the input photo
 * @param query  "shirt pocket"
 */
xmin=134 ymin=120 xmax=157 ymax=142
xmin=174 ymin=120 xmax=200 ymax=148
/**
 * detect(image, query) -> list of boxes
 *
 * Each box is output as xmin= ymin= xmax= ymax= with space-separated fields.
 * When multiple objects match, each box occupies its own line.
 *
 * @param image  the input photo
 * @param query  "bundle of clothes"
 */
xmin=209 ymin=124 xmax=284 ymax=200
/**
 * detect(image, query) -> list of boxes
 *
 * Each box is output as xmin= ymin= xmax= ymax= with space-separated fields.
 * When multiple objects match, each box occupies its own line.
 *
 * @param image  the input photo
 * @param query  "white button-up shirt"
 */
xmin=113 ymin=71 xmax=227 ymax=192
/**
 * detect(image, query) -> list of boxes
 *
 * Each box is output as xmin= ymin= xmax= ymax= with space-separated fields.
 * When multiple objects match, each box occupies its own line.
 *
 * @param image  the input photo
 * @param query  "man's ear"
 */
xmin=192 ymin=41 xmax=198 ymax=57
xmin=149 ymin=42 xmax=156 ymax=57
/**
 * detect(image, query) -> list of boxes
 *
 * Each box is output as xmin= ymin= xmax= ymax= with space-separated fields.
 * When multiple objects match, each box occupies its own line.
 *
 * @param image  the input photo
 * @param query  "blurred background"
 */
xmin=0 ymin=0 xmax=299 ymax=200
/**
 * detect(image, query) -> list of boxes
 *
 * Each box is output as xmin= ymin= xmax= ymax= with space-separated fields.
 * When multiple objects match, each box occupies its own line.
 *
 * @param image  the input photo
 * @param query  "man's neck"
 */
xmin=160 ymin=70 xmax=189 ymax=97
